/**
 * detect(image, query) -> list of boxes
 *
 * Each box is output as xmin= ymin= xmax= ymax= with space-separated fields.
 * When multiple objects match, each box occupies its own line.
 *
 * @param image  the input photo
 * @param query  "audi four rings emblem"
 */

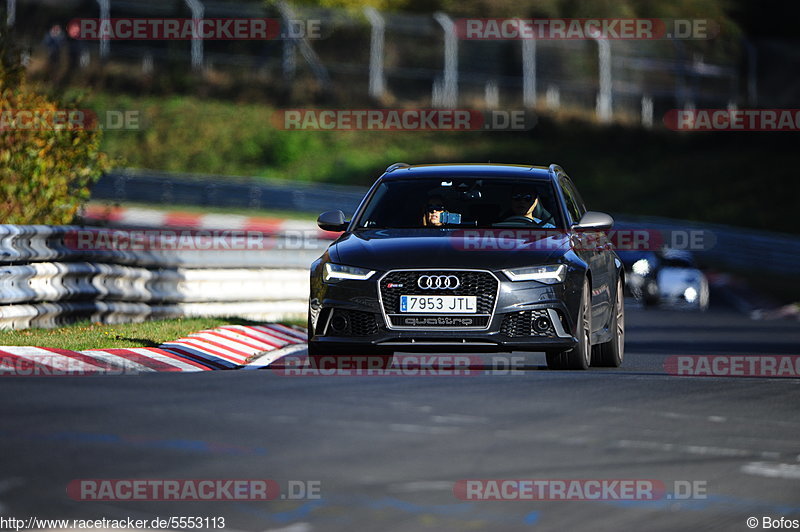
xmin=417 ymin=275 xmax=460 ymax=289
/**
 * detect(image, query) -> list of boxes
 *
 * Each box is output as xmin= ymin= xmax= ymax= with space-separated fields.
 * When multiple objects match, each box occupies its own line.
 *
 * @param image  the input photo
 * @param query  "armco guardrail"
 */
xmin=91 ymin=169 xmax=369 ymax=217
xmin=0 ymin=225 xmax=319 ymax=330
xmin=0 ymin=225 xmax=323 ymax=268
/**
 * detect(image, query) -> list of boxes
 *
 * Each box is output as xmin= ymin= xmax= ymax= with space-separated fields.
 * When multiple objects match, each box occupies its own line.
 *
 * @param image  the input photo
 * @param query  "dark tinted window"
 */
xmin=355 ymin=178 xmax=563 ymax=229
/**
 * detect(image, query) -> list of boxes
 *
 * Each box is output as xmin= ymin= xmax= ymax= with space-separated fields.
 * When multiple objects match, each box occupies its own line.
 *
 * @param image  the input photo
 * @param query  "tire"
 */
xmin=592 ymin=277 xmax=625 ymax=367
xmin=546 ymin=279 xmax=592 ymax=370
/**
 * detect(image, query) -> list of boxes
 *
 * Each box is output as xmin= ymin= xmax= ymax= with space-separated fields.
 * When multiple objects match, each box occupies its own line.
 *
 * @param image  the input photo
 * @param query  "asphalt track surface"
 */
xmin=0 ymin=298 xmax=799 ymax=531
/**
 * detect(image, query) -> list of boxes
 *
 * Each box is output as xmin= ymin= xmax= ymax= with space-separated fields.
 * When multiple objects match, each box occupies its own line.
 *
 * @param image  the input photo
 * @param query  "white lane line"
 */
xmin=615 ymin=439 xmax=783 ymax=459
xmin=389 ymin=423 xmax=460 ymax=435
xmin=264 ymin=524 xmax=313 ymax=532
xmin=741 ymin=461 xmax=800 ymax=480
xmin=430 ymin=414 xmax=488 ymax=424
xmin=599 ymin=406 xmax=800 ymax=428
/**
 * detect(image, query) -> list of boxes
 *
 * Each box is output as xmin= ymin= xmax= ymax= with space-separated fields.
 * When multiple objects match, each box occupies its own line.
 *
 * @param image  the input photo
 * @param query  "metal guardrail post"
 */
xmin=364 ymin=7 xmax=386 ymax=100
xmin=96 ymin=0 xmax=109 ymax=59
xmin=184 ymin=0 xmax=204 ymax=71
xmin=433 ymin=12 xmax=457 ymax=108
xmin=277 ymin=1 xmax=331 ymax=91
xmin=484 ymin=79 xmax=499 ymax=108
xmin=545 ymin=85 xmax=560 ymax=110
xmin=641 ymin=96 xmax=653 ymax=128
xmin=594 ymin=36 xmax=612 ymax=123
xmin=522 ymin=38 xmax=536 ymax=108
xmin=282 ymin=23 xmax=296 ymax=81
xmin=6 ymin=0 xmax=15 ymax=27
xmin=743 ymin=38 xmax=758 ymax=106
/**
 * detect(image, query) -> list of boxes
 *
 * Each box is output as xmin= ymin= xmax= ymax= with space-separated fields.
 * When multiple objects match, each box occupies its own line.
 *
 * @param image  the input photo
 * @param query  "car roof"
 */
xmin=380 ymin=163 xmax=556 ymax=181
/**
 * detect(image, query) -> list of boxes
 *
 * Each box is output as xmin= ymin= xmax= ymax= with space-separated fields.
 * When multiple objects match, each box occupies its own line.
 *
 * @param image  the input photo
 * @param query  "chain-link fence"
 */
xmin=9 ymin=0 xmax=794 ymax=124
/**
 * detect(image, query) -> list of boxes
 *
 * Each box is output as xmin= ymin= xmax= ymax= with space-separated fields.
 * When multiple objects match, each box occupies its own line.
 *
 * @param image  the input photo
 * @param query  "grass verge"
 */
xmin=76 ymin=92 xmax=800 ymax=234
xmin=0 ymin=317 xmax=305 ymax=351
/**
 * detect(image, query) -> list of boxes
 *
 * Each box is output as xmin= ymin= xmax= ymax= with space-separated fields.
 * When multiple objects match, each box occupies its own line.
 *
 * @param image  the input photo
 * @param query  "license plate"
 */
xmin=399 ymin=295 xmax=477 ymax=313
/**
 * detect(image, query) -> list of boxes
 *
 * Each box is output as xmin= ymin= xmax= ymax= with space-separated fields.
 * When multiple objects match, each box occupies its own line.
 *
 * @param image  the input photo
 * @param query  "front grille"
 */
xmin=389 ymin=315 xmax=491 ymax=328
xmin=327 ymin=309 xmax=379 ymax=337
xmin=380 ymin=270 xmax=498 ymax=314
xmin=500 ymin=310 xmax=557 ymax=338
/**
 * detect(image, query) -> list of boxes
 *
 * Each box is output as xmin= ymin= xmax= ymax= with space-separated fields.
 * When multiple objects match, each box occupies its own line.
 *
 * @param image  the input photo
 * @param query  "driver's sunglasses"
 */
xmin=512 ymin=193 xmax=534 ymax=202
xmin=426 ymin=204 xmax=445 ymax=212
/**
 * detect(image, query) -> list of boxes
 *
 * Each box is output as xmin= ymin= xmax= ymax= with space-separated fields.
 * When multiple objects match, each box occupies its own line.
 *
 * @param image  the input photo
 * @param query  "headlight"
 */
xmin=683 ymin=286 xmax=698 ymax=303
xmin=323 ymin=263 xmax=376 ymax=282
xmin=632 ymin=259 xmax=650 ymax=276
xmin=503 ymin=264 xmax=566 ymax=284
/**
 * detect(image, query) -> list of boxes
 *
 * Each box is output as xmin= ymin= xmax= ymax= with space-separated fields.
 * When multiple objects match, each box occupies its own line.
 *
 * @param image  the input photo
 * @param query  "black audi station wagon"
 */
xmin=308 ymin=163 xmax=625 ymax=370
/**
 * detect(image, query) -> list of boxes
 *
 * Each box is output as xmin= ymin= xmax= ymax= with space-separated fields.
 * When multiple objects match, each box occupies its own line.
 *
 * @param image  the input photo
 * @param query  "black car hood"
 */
xmin=329 ymin=229 xmax=569 ymax=271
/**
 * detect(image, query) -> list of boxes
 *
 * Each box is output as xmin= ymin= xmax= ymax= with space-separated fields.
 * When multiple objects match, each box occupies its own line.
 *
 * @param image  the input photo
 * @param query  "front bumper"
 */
xmin=309 ymin=269 xmax=581 ymax=353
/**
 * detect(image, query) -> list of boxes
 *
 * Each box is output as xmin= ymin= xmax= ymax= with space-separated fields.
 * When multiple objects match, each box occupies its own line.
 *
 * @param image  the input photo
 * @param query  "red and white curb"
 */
xmin=0 ymin=324 xmax=307 ymax=375
xmin=81 ymin=205 xmax=340 ymax=239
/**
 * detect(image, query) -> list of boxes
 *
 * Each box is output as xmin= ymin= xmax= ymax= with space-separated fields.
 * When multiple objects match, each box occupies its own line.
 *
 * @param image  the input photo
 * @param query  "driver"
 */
xmin=502 ymin=186 xmax=555 ymax=227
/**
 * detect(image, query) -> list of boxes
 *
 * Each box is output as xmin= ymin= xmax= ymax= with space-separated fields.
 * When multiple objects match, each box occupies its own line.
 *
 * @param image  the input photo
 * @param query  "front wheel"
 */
xmin=592 ymin=277 xmax=625 ymax=367
xmin=546 ymin=279 xmax=592 ymax=370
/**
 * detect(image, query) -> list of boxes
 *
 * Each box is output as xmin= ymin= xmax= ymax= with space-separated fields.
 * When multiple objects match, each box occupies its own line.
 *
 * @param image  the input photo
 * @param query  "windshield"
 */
xmin=354 ymin=178 xmax=563 ymax=229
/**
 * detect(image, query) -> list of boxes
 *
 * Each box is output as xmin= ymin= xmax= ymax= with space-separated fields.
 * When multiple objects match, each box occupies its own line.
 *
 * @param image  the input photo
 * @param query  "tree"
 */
xmin=0 ymin=24 xmax=110 ymax=225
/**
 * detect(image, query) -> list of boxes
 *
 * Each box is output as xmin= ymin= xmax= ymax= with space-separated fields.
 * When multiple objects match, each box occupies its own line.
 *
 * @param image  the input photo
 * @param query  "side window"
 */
xmin=560 ymin=178 xmax=584 ymax=225
xmin=569 ymin=179 xmax=588 ymax=216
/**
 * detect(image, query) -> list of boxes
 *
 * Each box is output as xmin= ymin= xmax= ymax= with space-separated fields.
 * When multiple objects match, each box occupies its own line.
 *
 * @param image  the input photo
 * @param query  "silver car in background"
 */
xmin=622 ymin=249 xmax=709 ymax=311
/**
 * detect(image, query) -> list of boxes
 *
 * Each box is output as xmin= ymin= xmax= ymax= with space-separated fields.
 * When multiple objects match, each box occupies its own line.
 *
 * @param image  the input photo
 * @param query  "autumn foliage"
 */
xmin=0 ymin=30 xmax=109 ymax=225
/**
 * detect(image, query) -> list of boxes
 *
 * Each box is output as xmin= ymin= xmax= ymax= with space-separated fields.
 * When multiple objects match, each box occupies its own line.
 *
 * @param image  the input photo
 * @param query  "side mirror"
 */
xmin=575 ymin=211 xmax=614 ymax=231
xmin=317 ymin=210 xmax=348 ymax=232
